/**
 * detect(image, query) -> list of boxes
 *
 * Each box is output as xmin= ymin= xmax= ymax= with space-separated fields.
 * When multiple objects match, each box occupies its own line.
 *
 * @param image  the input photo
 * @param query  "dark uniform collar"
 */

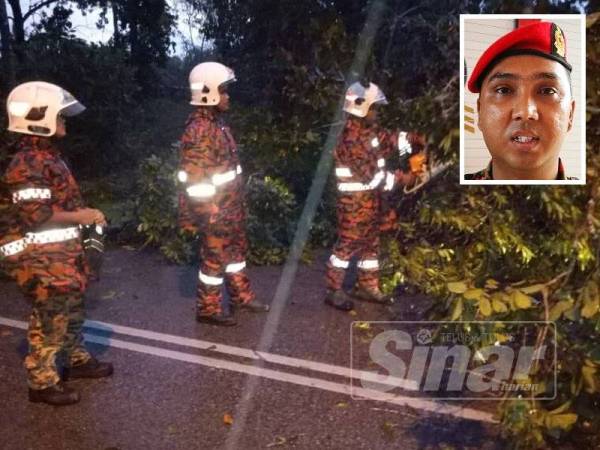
xmin=190 ymin=106 xmax=220 ymax=122
xmin=346 ymin=116 xmax=377 ymax=133
xmin=466 ymin=158 xmax=575 ymax=180
xmin=17 ymin=135 xmax=58 ymax=155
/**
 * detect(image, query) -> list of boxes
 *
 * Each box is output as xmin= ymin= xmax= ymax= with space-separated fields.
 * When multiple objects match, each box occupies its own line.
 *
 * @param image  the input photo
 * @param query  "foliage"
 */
xmin=135 ymin=150 xmax=195 ymax=265
xmin=245 ymin=175 xmax=298 ymax=265
xmin=379 ymin=10 xmax=600 ymax=450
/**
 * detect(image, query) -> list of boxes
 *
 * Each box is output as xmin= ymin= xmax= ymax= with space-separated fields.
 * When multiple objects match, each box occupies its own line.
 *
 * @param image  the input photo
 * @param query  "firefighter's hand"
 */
xmin=395 ymin=170 xmax=417 ymax=186
xmin=78 ymin=208 xmax=107 ymax=227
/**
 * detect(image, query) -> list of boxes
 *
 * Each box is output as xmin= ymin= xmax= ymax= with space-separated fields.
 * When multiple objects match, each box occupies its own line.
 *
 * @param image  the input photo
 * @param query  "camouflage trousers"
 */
xmin=326 ymin=192 xmax=381 ymax=291
xmin=197 ymin=221 xmax=255 ymax=316
xmin=15 ymin=254 xmax=91 ymax=390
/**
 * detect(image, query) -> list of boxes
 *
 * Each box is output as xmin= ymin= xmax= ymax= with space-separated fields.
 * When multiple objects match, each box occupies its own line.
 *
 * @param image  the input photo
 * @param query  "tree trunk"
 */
xmin=0 ymin=0 xmax=15 ymax=91
xmin=111 ymin=1 xmax=121 ymax=47
xmin=6 ymin=0 xmax=24 ymax=44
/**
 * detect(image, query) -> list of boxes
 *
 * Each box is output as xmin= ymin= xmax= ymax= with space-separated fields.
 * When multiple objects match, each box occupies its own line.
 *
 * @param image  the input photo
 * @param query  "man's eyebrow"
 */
xmin=487 ymin=71 xmax=560 ymax=82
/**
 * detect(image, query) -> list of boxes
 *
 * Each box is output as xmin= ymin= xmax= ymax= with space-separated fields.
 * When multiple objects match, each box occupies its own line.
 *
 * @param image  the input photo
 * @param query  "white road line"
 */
xmin=0 ymin=316 xmax=496 ymax=423
xmin=84 ymin=319 xmax=418 ymax=391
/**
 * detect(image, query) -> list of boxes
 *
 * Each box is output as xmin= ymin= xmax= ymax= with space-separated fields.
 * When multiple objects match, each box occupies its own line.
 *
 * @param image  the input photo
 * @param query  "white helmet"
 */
xmin=189 ymin=62 xmax=236 ymax=106
xmin=6 ymin=81 xmax=85 ymax=136
xmin=343 ymin=81 xmax=388 ymax=118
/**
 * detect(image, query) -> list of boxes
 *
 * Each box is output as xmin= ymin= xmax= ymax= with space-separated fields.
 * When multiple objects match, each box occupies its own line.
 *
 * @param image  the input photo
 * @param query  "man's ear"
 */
xmin=567 ymin=99 xmax=575 ymax=132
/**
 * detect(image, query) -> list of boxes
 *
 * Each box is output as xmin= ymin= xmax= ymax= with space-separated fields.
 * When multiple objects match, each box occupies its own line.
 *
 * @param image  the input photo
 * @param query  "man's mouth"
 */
xmin=512 ymin=135 xmax=539 ymax=143
xmin=510 ymin=132 xmax=540 ymax=148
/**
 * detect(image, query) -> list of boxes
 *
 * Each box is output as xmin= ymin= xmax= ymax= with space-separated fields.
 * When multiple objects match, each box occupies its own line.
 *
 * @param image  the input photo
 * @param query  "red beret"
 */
xmin=467 ymin=22 xmax=571 ymax=93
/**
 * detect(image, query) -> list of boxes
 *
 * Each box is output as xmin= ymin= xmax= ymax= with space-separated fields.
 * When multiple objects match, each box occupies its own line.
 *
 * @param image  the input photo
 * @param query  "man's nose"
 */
xmin=511 ymin=93 xmax=539 ymax=121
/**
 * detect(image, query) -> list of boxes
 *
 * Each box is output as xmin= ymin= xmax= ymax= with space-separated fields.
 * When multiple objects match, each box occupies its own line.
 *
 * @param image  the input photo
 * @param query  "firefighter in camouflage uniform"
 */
xmin=1 ymin=82 xmax=113 ymax=406
xmin=325 ymin=81 xmax=422 ymax=311
xmin=178 ymin=62 xmax=270 ymax=326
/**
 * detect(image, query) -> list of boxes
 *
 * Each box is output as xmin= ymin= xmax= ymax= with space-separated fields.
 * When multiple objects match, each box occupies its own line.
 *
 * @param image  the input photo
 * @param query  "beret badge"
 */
xmin=553 ymin=25 xmax=566 ymax=58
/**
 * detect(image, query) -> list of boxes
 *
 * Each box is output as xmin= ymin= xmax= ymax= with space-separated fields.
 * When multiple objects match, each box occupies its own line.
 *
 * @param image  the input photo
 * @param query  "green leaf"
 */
xmin=582 ymin=365 xmax=598 ymax=394
xmin=485 ymin=278 xmax=499 ymax=289
xmin=549 ymin=300 xmax=573 ymax=321
xmin=492 ymin=298 xmax=508 ymax=313
xmin=464 ymin=288 xmax=485 ymax=301
xmin=581 ymin=289 xmax=600 ymax=319
xmin=447 ymin=281 xmax=468 ymax=294
xmin=479 ymin=298 xmax=492 ymax=317
xmin=520 ymin=284 xmax=546 ymax=294
xmin=544 ymin=413 xmax=578 ymax=430
xmin=450 ymin=297 xmax=463 ymax=321
xmin=513 ymin=291 xmax=533 ymax=309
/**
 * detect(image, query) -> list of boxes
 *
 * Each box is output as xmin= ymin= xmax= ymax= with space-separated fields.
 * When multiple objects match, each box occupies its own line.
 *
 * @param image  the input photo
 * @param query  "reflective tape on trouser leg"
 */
xmin=329 ymin=254 xmax=350 ymax=269
xmin=225 ymin=261 xmax=246 ymax=273
xmin=357 ymin=259 xmax=379 ymax=270
xmin=199 ymin=270 xmax=224 ymax=286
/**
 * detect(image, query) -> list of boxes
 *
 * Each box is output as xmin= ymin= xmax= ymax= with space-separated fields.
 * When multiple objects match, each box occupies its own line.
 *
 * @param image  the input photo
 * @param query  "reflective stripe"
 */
xmin=0 ymin=238 xmax=27 ymax=257
xmin=212 ymin=169 xmax=237 ymax=186
xmin=0 ymin=227 xmax=80 ymax=257
xmin=12 ymin=188 xmax=51 ymax=203
xmin=377 ymin=158 xmax=385 ymax=168
xmin=26 ymin=227 xmax=80 ymax=245
xmin=184 ymin=167 xmax=239 ymax=198
xmin=398 ymin=132 xmax=412 ymax=156
xmin=198 ymin=271 xmax=224 ymax=286
xmin=371 ymin=137 xmax=380 ymax=148
xmin=225 ymin=261 xmax=246 ymax=273
xmin=338 ymin=183 xmax=371 ymax=192
xmin=338 ymin=170 xmax=386 ymax=192
xmin=84 ymin=238 xmax=105 ymax=252
xmin=357 ymin=259 xmax=379 ymax=270
xmin=368 ymin=170 xmax=385 ymax=189
xmin=335 ymin=167 xmax=353 ymax=178
xmin=329 ymin=254 xmax=349 ymax=269
xmin=187 ymin=183 xmax=216 ymax=198
xmin=177 ymin=170 xmax=188 ymax=183
xmin=383 ymin=171 xmax=395 ymax=191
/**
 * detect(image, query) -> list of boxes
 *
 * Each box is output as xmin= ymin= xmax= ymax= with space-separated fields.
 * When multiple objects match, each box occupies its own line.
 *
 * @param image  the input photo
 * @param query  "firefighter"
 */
xmin=178 ymin=62 xmax=270 ymax=326
xmin=2 ymin=81 xmax=113 ymax=406
xmin=325 ymin=81 xmax=421 ymax=311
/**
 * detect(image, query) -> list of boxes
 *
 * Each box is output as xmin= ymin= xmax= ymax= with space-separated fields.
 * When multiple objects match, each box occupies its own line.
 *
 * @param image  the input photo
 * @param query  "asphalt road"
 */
xmin=0 ymin=248 xmax=504 ymax=450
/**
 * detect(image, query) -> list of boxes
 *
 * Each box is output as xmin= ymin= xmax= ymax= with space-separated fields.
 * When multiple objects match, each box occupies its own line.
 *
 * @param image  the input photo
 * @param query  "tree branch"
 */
xmin=23 ymin=0 xmax=59 ymax=22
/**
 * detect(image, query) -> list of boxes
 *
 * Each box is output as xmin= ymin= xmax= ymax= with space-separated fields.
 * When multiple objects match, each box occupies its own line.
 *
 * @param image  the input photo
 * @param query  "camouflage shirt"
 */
xmin=335 ymin=117 xmax=397 ymax=188
xmin=3 ymin=136 xmax=85 ymax=262
xmin=179 ymin=107 xmax=245 ymax=225
xmin=465 ymin=158 xmax=577 ymax=180
xmin=0 ymin=174 xmax=21 ymax=248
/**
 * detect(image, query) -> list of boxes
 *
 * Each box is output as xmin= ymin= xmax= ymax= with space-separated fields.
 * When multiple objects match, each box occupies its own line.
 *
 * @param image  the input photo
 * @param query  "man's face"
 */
xmin=365 ymin=106 xmax=378 ymax=124
xmin=55 ymin=115 xmax=66 ymax=138
xmin=217 ymin=87 xmax=230 ymax=112
xmin=477 ymin=55 xmax=575 ymax=179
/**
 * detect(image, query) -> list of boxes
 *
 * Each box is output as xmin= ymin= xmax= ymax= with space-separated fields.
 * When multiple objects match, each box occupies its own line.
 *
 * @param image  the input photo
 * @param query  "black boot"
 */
xmin=196 ymin=312 xmax=237 ymax=326
xmin=324 ymin=290 xmax=354 ymax=311
xmin=350 ymin=286 xmax=392 ymax=304
xmin=234 ymin=300 xmax=270 ymax=313
xmin=29 ymin=382 xmax=80 ymax=406
xmin=63 ymin=357 xmax=114 ymax=380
